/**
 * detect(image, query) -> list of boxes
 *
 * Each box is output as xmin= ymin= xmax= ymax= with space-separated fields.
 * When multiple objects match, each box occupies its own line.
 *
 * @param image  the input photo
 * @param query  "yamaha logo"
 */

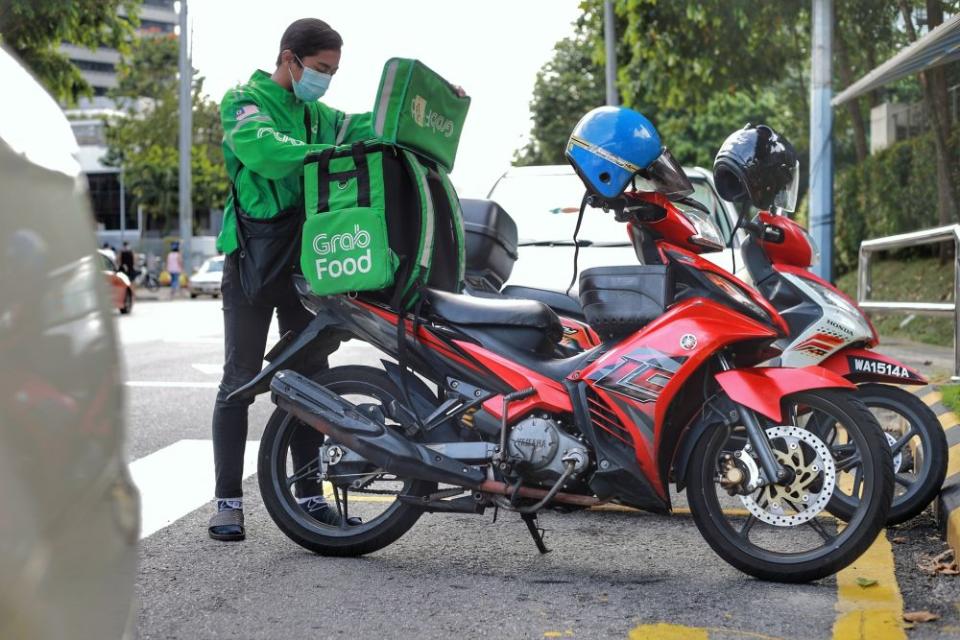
xmin=680 ymin=334 xmax=698 ymax=350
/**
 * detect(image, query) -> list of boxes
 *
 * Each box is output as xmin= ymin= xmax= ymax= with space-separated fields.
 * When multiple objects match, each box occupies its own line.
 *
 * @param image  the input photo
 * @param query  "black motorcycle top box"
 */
xmin=579 ymin=265 xmax=673 ymax=339
xmin=460 ymin=198 xmax=518 ymax=292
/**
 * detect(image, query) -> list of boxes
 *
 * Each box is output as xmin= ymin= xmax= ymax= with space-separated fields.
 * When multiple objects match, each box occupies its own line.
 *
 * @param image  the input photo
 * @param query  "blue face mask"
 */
xmin=289 ymin=55 xmax=332 ymax=102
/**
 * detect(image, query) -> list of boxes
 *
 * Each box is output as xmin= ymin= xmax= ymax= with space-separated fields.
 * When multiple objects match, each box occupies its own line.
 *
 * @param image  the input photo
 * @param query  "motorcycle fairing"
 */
xmin=577 ymin=297 xmax=779 ymax=497
xmin=715 ymin=365 xmax=856 ymax=422
xmin=452 ymin=340 xmax=574 ymax=419
xmin=774 ymin=264 xmax=879 ymax=347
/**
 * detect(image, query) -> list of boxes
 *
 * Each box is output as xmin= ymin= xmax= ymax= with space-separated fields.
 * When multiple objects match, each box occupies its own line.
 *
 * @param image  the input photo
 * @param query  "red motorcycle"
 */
xmin=480 ymin=198 xmax=946 ymax=526
xmin=235 ymin=169 xmax=893 ymax=583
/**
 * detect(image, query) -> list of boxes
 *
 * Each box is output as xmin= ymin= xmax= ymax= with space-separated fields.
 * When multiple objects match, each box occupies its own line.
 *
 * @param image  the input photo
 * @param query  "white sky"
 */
xmin=189 ymin=0 xmax=583 ymax=197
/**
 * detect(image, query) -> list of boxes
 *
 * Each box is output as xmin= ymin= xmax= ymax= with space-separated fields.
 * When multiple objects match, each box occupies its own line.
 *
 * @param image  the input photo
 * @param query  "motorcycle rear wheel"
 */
xmin=686 ymin=389 xmax=893 ymax=583
xmin=826 ymin=383 xmax=947 ymax=525
xmin=258 ymin=365 xmax=435 ymax=556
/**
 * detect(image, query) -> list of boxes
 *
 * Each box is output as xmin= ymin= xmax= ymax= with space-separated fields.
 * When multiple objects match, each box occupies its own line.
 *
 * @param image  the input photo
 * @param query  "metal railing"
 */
xmin=857 ymin=224 xmax=960 ymax=381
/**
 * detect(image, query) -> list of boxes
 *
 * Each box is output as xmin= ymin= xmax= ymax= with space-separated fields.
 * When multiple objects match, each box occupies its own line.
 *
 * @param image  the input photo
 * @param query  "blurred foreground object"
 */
xmin=0 ymin=46 xmax=139 ymax=640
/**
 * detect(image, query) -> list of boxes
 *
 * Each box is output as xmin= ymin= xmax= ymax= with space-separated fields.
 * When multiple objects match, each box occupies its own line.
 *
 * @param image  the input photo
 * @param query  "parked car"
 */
xmin=485 ymin=164 xmax=746 ymax=291
xmin=0 ymin=46 xmax=139 ymax=640
xmin=188 ymin=255 xmax=224 ymax=298
xmin=98 ymin=249 xmax=134 ymax=313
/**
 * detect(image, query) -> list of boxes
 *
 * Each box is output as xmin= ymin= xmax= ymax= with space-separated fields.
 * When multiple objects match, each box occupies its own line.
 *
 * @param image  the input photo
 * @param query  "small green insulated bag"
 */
xmin=372 ymin=58 xmax=470 ymax=171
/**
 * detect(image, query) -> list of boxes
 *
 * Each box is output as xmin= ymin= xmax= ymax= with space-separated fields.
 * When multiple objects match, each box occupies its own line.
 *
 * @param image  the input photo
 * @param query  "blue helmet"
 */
xmin=565 ymin=106 xmax=663 ymax=199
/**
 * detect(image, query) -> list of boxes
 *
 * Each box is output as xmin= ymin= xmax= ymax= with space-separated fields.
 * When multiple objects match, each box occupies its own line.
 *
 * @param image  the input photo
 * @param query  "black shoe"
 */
xmin=302 ymin=496 xmax=362 ymax=526
xmin=208 ymin=502 xmax=245 ymax=541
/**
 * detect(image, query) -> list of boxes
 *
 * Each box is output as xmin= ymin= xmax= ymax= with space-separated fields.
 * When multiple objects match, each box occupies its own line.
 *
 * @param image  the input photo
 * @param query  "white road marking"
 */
xmin=125 ymin=381 xmax=219 ymax=389
xmin=163 ymin=338 xmax=223 ymax=345
xmin=129 ymin=439 xmax=259 ymax=539
xmin=191 ymin=363 xmax=223 ymax=375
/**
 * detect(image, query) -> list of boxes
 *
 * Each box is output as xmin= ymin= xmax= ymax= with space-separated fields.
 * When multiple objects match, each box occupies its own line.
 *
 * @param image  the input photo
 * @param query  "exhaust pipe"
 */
xmin=270 ymin=370 xmax=486 ymax=488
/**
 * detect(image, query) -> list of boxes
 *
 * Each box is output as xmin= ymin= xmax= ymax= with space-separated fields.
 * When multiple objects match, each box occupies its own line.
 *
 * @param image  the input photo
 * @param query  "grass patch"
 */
xmin=943 ymin=385 xmax=960 ymax=416
xmin=835 ymin=256 xmax=955 ymax=347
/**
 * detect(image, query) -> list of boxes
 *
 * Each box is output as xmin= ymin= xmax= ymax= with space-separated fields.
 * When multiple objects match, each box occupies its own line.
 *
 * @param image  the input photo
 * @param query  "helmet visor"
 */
xmin=637 ymin=147 xmax=694 ymax=198
xmin=773 ymin=159 xmax=800 ymax=212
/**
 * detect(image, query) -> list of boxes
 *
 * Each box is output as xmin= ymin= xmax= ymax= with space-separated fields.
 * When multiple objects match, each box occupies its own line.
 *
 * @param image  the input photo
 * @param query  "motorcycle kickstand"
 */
xmin=521 ymin=512 xmax=550 ymax=554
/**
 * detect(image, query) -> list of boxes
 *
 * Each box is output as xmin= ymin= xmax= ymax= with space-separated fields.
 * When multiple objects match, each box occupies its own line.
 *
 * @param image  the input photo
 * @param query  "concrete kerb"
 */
xmin=922 ymin=384 xmax=960 ymax=555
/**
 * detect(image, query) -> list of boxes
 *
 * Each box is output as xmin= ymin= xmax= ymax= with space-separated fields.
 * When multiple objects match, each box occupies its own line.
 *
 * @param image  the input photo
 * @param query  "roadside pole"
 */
xmin=177 ymin=0 xmax=193 ymax=271
xmin=809 ymin=0 xmax=834 ymax=281
xmin=604 ymin=0 xmax=619 ymax=106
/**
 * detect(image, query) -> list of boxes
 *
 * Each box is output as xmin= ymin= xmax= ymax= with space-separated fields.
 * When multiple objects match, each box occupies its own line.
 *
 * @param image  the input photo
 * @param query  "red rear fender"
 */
xmin=715 ymin=366 xmax=856 ymax=422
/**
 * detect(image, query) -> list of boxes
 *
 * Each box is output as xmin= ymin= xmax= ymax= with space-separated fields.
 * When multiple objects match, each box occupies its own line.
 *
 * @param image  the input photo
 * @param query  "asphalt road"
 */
xmin=119 ymin=296 xmax=960 ymax=640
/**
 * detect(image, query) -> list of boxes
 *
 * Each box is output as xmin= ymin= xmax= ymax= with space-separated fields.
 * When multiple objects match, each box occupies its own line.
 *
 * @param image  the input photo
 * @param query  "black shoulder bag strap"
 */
xmin=303 ymin=105 xmax=313 ymax=144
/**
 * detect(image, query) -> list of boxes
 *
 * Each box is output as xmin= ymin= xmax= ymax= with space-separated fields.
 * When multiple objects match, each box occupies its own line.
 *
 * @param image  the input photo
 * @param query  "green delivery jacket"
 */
xmin=216 ymin=69 xmax=373 ymax=255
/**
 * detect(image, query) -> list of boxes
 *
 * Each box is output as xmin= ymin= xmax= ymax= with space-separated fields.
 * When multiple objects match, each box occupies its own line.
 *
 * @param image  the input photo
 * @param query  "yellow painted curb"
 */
xmin=940 ymin=411 xmax=960 ymax=430
xmin=832 ymin=531 xmax=906 ymax=640
xmin=923 ymin=391 xmax=943 ymax=406
xmin=946 ymin=443 xmax=960 ymax=481
xmin=948 ymin=508 xmax=960 ymax=561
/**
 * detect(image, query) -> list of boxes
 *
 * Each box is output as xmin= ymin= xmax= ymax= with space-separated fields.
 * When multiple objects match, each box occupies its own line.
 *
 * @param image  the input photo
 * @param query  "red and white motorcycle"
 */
xmin=736 ymin=210 xmax=946 ymax=524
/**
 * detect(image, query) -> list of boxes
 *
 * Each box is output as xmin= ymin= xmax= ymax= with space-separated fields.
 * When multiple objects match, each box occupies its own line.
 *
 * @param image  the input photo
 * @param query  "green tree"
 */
xmin=514 ymin=31 xmax=605 ymax=165
xmin=104 ymin=35 xmax=227 ymax=232
xmin=0 ymin=0 xmax=140 ymax=104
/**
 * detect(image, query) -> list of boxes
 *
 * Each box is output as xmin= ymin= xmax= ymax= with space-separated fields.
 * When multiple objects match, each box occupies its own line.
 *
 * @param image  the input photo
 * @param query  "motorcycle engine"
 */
xmin=506 ymin=415 xmax=589 ymax=482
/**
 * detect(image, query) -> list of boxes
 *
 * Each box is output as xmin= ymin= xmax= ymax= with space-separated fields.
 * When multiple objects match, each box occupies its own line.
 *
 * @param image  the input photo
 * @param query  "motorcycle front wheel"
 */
xmin=686 ymin=389 xmax=893 ymax=583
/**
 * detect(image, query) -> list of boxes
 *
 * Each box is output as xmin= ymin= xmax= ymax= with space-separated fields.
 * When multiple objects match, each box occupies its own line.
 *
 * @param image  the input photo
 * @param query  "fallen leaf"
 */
xmin=891 ymin=536 xmax=907 ymax=544
xmin=903 ymin=611 xmax=940 ymax=623
xmin=856 ymin=577 xmax=878 ymax=588
xmin=935 ymin=550 xmax=955 ymax=564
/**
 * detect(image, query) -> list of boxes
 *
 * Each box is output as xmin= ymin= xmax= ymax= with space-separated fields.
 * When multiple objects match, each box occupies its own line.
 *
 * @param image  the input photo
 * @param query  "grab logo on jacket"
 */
xmin=411 ymin=94 xmax=454 ymax=138
xmin=312 ymin=224 xmax=373 ymax=279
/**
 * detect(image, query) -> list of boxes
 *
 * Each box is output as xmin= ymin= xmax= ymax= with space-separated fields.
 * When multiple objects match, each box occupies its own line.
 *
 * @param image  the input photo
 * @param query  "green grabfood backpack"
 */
xmin=300 ymin=142 xmax=465 ymax=307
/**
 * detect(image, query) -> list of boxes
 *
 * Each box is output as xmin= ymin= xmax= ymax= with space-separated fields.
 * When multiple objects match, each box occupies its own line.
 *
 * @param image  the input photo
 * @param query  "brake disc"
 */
xmin=739 ymin=426 xmax=836 ymax=527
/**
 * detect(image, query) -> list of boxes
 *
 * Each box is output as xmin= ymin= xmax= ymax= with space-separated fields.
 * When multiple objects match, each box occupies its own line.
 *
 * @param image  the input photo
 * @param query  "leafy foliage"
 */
xmin=514 ymin=32 xmax=605 ymax=165
xmin=517 ymin=0 xmax=959 ymax=277
xmin=833 ymin=131 xmax=952 ymax=272
xmin=104 ymin=35 xmax=227 ymax=233
xmin=0 ymin=0 xmax=140 ymax=104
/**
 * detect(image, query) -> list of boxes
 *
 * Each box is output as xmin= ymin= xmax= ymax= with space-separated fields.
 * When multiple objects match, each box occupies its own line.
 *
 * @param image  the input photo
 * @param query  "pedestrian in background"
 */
xmin=101 ymin=242 xmax=116 ymax=263
xmin=166 ymin=243 xmax=183 ymax=299
xmin=119 ymin=242 xmax=136 ymax=279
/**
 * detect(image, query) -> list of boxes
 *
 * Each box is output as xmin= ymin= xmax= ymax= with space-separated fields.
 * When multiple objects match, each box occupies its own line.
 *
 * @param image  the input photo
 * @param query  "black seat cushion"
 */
xmin=423 ymin=289 xmax=561 ymax=332
xmin=423 ymin=289 xmax=562 ymax=354
xmin=501 ymin=285 xmax=584 ymax=321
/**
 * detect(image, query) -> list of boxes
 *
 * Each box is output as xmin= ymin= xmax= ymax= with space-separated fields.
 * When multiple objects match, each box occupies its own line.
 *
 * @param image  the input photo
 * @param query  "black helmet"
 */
xmin=713 ymin=124 xmax=799 ymax=212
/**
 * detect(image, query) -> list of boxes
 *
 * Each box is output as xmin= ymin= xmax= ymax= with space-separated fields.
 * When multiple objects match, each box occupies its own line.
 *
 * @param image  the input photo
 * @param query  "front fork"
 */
xmin=717 ymin=354 xmax=790 ymax=486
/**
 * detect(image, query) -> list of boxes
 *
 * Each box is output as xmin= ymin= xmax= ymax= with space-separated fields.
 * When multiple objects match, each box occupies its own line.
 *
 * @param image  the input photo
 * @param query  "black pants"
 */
xmin=212 ymin=253 xmax=339 ymax=498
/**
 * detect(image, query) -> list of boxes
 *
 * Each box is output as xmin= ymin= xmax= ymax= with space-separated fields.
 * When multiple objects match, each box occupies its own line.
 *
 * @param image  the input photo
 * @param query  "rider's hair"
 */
xmin=276 ymin=18 xmax=342 ymax=66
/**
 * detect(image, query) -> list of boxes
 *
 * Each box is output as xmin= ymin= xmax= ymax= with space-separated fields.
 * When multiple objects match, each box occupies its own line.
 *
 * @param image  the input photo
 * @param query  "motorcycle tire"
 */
xmin=686 ymin=389 xmax=893 ymax=583
xmin=258 ymin=365 xmax=435 ymax=557
xmin=826 ymin=383 xmax=947 ymax=525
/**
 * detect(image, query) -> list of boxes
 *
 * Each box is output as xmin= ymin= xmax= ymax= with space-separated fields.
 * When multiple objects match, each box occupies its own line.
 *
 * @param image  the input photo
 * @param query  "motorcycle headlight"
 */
xmin=704 ymin=272 xmax=770 ymax=323
xmin=799 ymin=226 xmax=820 ymax=266
xmin=803 ymin=278 xmax=861 ymax=317
xmin=681 ymin=209 xmax=724 ymax=251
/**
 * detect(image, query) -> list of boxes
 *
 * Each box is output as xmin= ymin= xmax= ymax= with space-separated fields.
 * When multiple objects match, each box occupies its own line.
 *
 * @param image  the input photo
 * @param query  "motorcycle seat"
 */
xmin=501 ymin=285 xmax=584 ymax=321
xmin=423 ymin=288 xmax=563 ymax=354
